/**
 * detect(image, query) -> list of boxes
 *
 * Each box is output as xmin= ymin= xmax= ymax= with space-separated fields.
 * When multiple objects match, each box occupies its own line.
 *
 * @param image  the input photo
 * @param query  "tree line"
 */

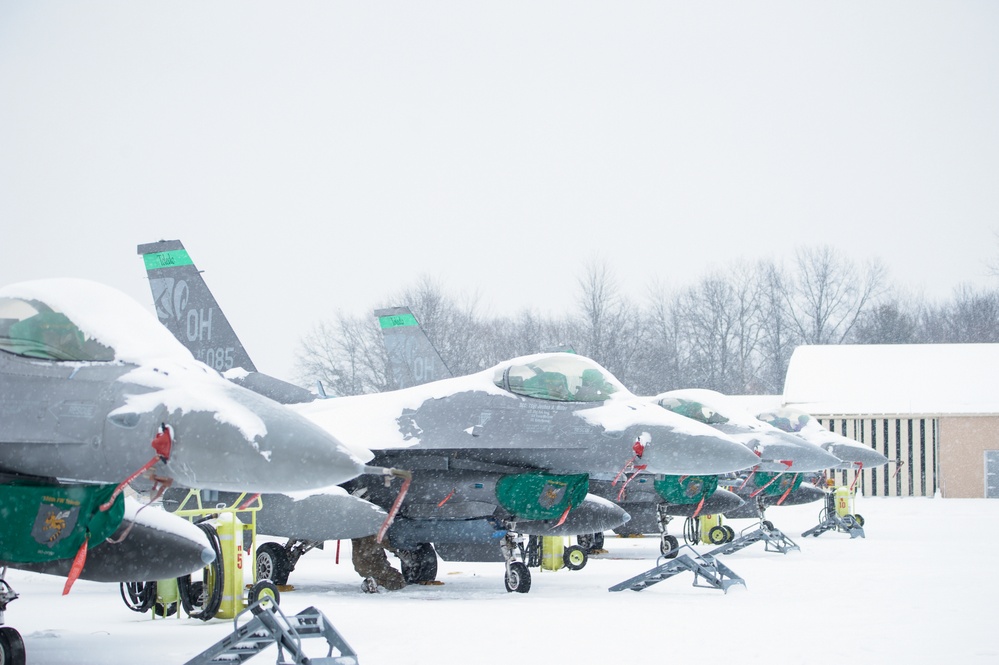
xmin=295 ymin=245 xmax=999 ymax=398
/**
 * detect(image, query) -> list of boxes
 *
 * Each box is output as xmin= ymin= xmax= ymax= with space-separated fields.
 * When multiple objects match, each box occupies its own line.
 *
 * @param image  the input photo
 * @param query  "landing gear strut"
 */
xmin=500 ymin=527 xmax=531 ymax=593
xmin=0 ymin=573 xmax=25 ymax=665
xmin=255 ymin=539 xmax=321 ymax=587
xmin=657 ymin=504 xmax=679 ymax=558
xmin=576 ymin=532 xmax=605 ymax=552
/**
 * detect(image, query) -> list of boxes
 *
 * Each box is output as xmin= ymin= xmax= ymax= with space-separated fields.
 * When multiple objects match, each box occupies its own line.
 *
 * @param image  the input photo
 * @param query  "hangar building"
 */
xmin=780 ymin=344 xmax=999 ymax=498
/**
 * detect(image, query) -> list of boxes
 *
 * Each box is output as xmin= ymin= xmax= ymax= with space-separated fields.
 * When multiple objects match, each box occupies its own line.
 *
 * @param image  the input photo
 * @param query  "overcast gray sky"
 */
xmin=2 ymin=1 xmax=998 ymax=382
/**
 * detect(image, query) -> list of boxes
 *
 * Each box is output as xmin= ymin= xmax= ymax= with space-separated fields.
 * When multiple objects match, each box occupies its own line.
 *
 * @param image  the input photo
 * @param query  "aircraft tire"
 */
xmin=852 ymin=514 xmax=865 ymax=527
xmin=723 ymin=525 xmax=736 ymax=542
xmin=504 ymin=562 xmax=532 ymax=593
xmin=761 ymin=520 xmax=775 ymax=532
xmin=707 ymin=525 xmax=728 ymax=545
xmin=660 ymin=535 xmax=679 ymax=558
xmin=563 ymin=545 xmax=588 ymax=571
xmin=248 ymin=580 xmax=281 ymax=614
xmin=256 ymin=542 xmax=291 ymax=586
xmin=399 ymin=543 xmax=438 ymax=584
xmin=0 ymin=627 xmax=25 ymax=665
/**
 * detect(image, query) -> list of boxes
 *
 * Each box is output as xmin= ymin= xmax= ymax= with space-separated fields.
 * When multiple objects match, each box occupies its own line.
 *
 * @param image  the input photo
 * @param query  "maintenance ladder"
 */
xmin=608 ymin=547 xmax=745 ymax=594
xmin=706 ymin=525 xmax=800 ymax=556
xmin=184 ymin=600 xmax=358 ymax=665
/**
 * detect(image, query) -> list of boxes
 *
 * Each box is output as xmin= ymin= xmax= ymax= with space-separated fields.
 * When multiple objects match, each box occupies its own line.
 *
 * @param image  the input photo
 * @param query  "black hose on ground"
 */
xmin=178 ymin=521 xmax=224 ymax=621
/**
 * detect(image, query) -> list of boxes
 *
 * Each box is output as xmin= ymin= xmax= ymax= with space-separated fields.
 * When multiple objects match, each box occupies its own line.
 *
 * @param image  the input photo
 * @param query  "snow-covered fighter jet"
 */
xmin=0 ymin=278 xmax=371 ymax=664
xmin=373 ymin=307 xmax=839 ymax=555
xmin=757 ymin=406 xmax=890 ymax=471
xmin=137 ymin=241 xmax=760 ymax=593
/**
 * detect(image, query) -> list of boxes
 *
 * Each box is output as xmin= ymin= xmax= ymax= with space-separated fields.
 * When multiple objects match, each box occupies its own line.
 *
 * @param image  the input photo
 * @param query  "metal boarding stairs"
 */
xmin=608 ymin=545 xmax=745 ymax=593
xmin=706 ymin=524 xmax=800 ymax=556
xmin=184 ymin=599 xmax=359 ymax=665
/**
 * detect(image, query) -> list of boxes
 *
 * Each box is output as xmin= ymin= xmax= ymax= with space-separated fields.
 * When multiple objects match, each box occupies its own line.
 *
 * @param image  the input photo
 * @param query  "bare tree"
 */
xmin=633 ymin=281 xmax=687 ymax=395
xmin=853 ymin=290 xmax=921 ymax=344
xmin=921 ymin=284 xmax=999 ymax=343
xmin=668 ymin=264 xmax=764 ymax=394
xmin=757 ymin=260 xmax=802 ymax=393
xmin=573 ymin=259 xmax=647 ymax=386
xmin=294 ymin=313 xmax=386 ymax=396
xmin=386 ymin=275 xmax=486 ymax=377
xmin=784 ymin=245 xmax=887 ymax=345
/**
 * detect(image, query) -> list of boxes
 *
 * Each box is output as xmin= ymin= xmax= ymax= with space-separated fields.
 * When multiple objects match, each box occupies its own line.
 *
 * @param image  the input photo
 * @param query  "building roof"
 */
xmin=782 ymin=344 xmax=999 ymax=416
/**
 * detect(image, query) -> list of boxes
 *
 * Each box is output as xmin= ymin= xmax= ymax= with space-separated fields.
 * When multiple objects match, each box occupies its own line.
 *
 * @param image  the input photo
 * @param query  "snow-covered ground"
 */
xmin=10 ymin=497 xmax=997 ymax=664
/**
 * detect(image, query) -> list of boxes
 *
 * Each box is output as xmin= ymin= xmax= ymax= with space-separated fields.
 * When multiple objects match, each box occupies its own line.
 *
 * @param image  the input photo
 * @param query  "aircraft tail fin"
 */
xmin=137 ymin=239 xmax=257 ymax=374
xmin=375 ymin=306 xmax=453 ymax=389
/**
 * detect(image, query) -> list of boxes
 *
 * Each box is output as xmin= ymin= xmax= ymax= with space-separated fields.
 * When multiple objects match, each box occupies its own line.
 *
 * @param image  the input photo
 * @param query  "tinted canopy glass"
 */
xmin=493 ymin=355 xmax=619 ymax=402
xmin=658 ymin=396 xmax=729 ymax=425
xmin=758 ymin=408 xmax=811 ymax=433
xmin=0 ymin=297 xmax=114 ymax=361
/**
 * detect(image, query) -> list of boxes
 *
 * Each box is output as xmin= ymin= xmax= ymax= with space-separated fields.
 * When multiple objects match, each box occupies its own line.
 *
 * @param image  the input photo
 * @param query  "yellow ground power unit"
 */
xmin=540 ymin=536 xmax=564 ymax=571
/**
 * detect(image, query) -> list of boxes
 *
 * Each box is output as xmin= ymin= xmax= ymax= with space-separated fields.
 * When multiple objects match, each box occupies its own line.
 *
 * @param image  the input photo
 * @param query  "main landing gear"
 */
xmin=576 ymin=531 xmax=605 ymax=553
xmin=255 ymin=539 xmax=322 ymax=587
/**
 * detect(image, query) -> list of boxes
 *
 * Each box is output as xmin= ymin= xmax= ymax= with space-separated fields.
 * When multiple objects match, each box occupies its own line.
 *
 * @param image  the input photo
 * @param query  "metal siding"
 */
xmin=900 ymin=418 xmax=905 ymax=496
xmin=881 ymin=419 xmax=891 ymax=496
xmin=919 ymin=420 xmax=927 ymax=496
xmin=817 ymin=416 xmax=938 ymax=497
xmin=907 ymin=419 xmax=914 ymax=496
xmin=868 ymin=419 xmax=878 ymax=497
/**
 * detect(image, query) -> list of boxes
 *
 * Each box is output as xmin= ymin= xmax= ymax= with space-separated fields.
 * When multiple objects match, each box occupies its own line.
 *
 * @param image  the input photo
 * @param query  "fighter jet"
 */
xmin=137 ymin=242 xmax=760 ymax=592
xmin=0 ymin=278 xmax=372 ymax=663
xmin=376 ymin=306 xmax=758 ymax=557
xmin=649 ymin=389 xmax=841 ymax=544
xmin=756 ymin=406 xmax=890 ymax=472
xmin=374 ymin=310 xmax=839 ymax=553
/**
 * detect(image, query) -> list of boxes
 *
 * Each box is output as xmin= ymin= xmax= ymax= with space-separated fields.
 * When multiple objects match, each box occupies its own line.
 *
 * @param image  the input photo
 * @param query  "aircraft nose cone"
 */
xmin=519 ymin=494 xmax=630 ymax=536
xmin=163 ymin=382 xmax=366 ymax=492
xmin=702 ymin=487 xmax=745 ymax=514
xmin=642 ymin=427 xmax=760 ymax=475
xmin=825 ymin=441 xmax=890 ymax=468
xmin=755 ymin=430 xmax=842 ymax=472
xmin=761 ymin=481 xmax=827 ymax=507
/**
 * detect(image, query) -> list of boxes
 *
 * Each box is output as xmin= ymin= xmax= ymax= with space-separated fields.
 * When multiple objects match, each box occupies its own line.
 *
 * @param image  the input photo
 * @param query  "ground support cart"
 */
xmin=120 ymin=490 xmax=280 ymax=621
xmin=802 ymin=486 xmax=865 ymax=539
xmin=526 ymin=535 xmax=589 ymax=572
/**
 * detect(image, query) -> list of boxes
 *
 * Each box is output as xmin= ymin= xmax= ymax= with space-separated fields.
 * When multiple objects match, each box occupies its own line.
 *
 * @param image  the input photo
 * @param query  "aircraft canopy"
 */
xmin=756 ymin=407 xmax=812 ymax=433
xmin=493 ymin=354 xmax=620 ymax=402
xmin=0 ymin=296 xmax=115 ymax=361
xmin=658 ymin=396 xmax=730 ymax=425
